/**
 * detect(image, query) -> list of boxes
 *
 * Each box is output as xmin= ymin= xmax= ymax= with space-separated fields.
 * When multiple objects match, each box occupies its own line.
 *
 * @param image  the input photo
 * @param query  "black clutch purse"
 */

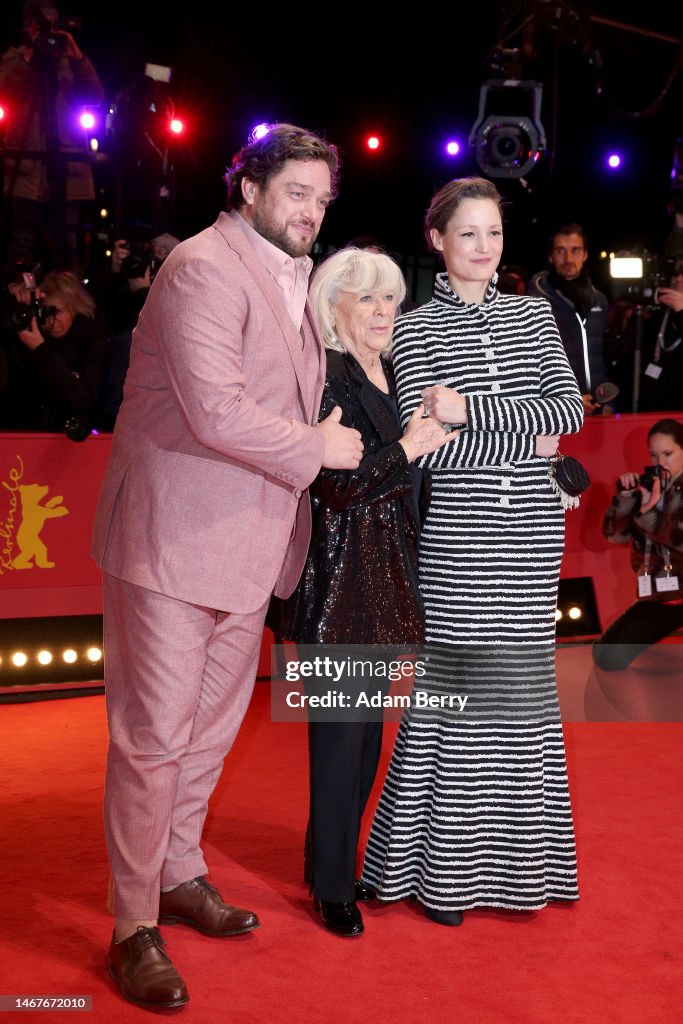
xmin=549 ymin=453 xmax=591 ymax=509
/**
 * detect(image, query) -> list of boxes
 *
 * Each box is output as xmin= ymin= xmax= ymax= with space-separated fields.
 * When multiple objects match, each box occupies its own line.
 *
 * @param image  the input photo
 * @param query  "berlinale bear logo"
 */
xmin=1 ymin=455 xmax=70 ymax=573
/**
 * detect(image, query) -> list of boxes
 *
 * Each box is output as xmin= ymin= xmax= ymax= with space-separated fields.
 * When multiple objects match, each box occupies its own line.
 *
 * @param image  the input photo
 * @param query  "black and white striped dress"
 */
xmin=361 ymin=274 xmax=583 ymax=911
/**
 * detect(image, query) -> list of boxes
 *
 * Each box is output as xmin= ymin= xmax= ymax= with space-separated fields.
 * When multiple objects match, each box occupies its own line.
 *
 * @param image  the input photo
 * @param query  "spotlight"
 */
xmin=250 ymin=123 xmax=271 ymax=141
xmin=80 ymin=112 xmax=95 ymax=131
xmin=0 ymin=105 xmax=6 ymax=121
xmin=556 ymin=577 xmax=601 ymax=638
xmin=366 ymin=135 xmax=381 ymax=152
xmin=610 ymin=255 xmax=643 ymax=279
xmin=90 ymin=138 xmax=99 ymax=152
xmin=169 ymin=118 xmax=184 ymax=135
xmin=0 ymin=616 xmax=104 ymax=690
xmin=607 ymin=153 xmax=622 ymax=170
xmin=469 ymin=79 xmax=546 ymax=179
xmin=445 ymin=140 xmax=461 ymax=157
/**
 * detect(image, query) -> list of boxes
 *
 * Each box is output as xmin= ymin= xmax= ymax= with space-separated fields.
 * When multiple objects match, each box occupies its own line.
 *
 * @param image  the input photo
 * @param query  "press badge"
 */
xmin=645 ymin=363 xmax=663 ymax=380
xmin=655 ymin=574 xmax=680 ymax=593
xmin=637 ymin=573 xmax=652 ymax=598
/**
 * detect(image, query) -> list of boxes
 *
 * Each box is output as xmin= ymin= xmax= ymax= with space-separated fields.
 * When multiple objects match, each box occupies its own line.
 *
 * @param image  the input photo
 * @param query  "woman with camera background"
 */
xmin=593 ymin=417 xmax=683 ymax=669
xmin=0 ymin=270 xmax=106 ymax=437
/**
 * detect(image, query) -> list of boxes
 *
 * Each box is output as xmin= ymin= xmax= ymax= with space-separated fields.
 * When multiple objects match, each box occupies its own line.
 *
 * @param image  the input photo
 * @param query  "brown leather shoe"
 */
xmin=108 ymin=926 xmax=189 ymax=1009
xmin=158 ymin=876 xmax=260 ymax=937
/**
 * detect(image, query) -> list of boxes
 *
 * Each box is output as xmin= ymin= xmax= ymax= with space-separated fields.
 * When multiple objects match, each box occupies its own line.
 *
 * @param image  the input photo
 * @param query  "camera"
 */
xmin=30 ymin=10 xmax=82 ymax=58
xmin=121 ymin=241 xmax=157 ymax=281
xmin=468 ymin=79 xmax=547 ymax=179
xmin=609 ymin=252 xmax=676 ymax=306
xmin=638 ymin=465 xmax=668 ymax=490
xmin=1 ymin=292 xmax=56 ymax=333
xmin=63 ymin=415 xmax=92 ymax=442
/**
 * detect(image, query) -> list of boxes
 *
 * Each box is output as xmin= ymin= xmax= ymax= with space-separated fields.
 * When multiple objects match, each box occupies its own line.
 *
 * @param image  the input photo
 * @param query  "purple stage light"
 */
xmin=80 ymin=112 xmax=95 ymax=131
xmin=250 ymin=123 xmax=271 ymax=142
xmin=607 ymin=153 xmax=622 ymax=169
xmin=445 ymin=140 xmax=461 ymax=157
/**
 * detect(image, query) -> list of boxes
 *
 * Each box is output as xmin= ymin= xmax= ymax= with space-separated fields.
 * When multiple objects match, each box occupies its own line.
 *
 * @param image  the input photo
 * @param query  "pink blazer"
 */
xmin=91 ymin=212 xmax=326 ymax=613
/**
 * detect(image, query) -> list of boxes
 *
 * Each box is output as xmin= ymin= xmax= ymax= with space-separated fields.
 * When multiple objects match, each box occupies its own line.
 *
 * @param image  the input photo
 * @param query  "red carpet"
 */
xmin=0 ymin=685 xmax=681 ymax=1023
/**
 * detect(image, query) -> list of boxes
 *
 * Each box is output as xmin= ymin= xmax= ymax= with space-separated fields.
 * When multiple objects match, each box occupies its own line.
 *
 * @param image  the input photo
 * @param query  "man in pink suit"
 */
xmin=91 ymin=123 xmax=363 ymax=1009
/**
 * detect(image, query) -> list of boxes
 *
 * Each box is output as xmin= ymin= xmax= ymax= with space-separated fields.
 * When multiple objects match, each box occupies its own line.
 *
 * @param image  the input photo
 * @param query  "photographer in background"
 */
xmin=637 ymin=259 xmax=683 ymax=413
xmin=593 ymin=418 xmax=683 ymax=670
xmin=0 ymin=268 xmax=106 ymax=437
xmin=0 ymin=1 xmax=105 ymax=271
xmin=92 ymin=231 xmax=180 ymax=430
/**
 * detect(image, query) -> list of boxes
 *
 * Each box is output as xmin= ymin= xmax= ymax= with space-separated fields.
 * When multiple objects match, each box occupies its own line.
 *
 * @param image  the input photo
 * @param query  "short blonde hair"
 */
xmin=310 ymin=247 xmax=407 ymax=352
xmin=41 ymin=271 xmax=96 ymax=321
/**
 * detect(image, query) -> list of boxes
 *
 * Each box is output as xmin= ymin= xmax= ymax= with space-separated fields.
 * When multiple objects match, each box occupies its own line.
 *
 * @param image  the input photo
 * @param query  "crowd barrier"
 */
xmin=0 ymin=414 xmax=666 ymax=650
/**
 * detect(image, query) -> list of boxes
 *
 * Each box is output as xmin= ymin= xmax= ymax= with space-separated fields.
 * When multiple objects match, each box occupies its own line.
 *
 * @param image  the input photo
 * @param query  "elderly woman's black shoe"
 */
xmin=314 ymin=899 xmax=364 ymax=937
xmin=423 ymin=905 xmax=463 ymax=927
xmin=354 ymin=879 xmax=376 ymax=901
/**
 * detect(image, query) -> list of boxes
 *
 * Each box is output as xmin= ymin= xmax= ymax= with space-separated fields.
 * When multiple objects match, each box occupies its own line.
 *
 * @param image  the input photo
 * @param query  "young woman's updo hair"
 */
xmin=310 ymin=247 xmax=407 ymax=353
xmin=424 ymin=177 xmax=503 ymax=251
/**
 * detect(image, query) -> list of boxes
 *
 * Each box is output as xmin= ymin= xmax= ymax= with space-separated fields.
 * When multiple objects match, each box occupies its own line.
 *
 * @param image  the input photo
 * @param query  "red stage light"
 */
xmin=366 ymin=135 xmax=381 ymax=151
xmin=0 ymin=105 xmax=6 ymax=122
xmin=170 ymin=118 xmax=184 ymax=135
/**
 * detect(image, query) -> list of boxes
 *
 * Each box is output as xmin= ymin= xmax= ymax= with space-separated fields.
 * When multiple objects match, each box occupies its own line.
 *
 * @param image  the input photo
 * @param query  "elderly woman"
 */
xmin=268 ymin=246 xmax=453 ymax=937
xmin=2 ymin=271 xmax=106 ymax=436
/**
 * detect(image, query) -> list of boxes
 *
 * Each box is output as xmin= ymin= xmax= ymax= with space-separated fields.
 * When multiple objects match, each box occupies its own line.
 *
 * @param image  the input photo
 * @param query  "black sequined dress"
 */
xmin=267 ymin=348 xmax=426 ymax=903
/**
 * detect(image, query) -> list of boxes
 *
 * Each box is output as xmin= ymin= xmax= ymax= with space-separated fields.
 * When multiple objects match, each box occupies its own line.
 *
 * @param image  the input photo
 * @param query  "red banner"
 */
xmin=0 ymin=415 xmax=671 ymax=633
xmin=0 ymin=433 xmax=112 ymax=617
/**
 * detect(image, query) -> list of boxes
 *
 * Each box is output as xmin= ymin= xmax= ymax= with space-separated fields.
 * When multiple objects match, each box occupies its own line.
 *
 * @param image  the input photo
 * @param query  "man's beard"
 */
xmin=251 ymin=208 xmax=316 ymax=258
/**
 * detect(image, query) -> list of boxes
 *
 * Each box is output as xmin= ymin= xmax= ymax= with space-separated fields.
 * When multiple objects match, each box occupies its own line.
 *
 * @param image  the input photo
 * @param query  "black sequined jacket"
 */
xmin=267 ymin=350 xmax=428 ymax=644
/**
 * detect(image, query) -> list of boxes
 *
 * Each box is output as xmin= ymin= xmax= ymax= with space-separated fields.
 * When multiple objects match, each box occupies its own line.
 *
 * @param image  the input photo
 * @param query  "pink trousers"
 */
xmin=102 ymin=573 xmax=268 ymax=919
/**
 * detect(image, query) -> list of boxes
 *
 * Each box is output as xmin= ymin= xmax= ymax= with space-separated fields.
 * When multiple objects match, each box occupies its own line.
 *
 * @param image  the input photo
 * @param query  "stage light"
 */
xmin=250 ymin=123 xmax=271 ymax=141
xmin=469 ymin=79 xmax=546 ymax=179
xmin=607 ymin=153 xmax=622 ymax=169
xmin=80 ymin=112 xmax=95 ymax=130
xmin=366 ymin=135 xmax=381 ymax=152
xmin=170 ymin=118 xmax=184 ymax=135
xmin=445 ymin=140 xmax=461 ymax=157
xmin=100 ymin=208 xmax=108 ymax=219
xmin=1 ymin=616 xmax=105 ymax=690
xmin=0 ymin=105 xmax=5 ymax=121
xmin=610 ymin=256 xmax=643 ymax=279
xmin=556 ymin=578 xmax=601 ymax=638
xmin=90 ymin=138 xmax=99 ymax=152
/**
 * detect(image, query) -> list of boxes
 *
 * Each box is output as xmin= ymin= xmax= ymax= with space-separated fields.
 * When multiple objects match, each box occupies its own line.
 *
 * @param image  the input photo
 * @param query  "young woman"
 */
xmin=361 ymin=177 xmax=583 ymax=925
xmin=594 ymin=417 xmax=683 ymax=669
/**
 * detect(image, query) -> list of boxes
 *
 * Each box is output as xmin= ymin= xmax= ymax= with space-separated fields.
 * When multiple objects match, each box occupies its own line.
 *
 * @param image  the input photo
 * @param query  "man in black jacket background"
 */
xmin=528 ymin=223 xmax=613 ymax=416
